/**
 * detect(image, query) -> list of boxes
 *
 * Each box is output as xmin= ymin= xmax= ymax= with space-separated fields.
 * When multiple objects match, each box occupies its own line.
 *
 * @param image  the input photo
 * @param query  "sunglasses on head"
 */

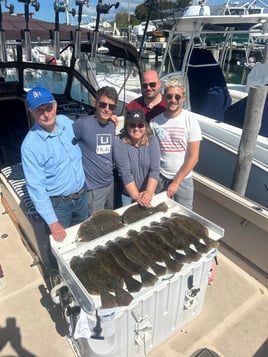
xmin=142 ymin=82 xmax=157 ymax=89
xmin=98 ymin=101 xmax=116 ymax=111
xmin=128 ymin=123 xmax=145 ymax=129
xmin=166 ymin=93 xmax=182 ymax=101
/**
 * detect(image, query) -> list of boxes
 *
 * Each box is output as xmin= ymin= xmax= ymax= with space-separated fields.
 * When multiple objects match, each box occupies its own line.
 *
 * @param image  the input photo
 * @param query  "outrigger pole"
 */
xmin=74 ymin=0 xmax=88 ymax=59
xmin=18 ymin=0 xmax=40 ymax=61
xmin=54 ymin=1 xmax=76 ymax=60
xmin=0 ymin=1 xmax=14 ymax=62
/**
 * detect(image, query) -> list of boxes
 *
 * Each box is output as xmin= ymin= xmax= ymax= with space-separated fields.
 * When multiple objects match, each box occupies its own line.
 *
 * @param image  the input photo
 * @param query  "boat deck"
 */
xmin=0 ymin=201 xmax=268 ymax=357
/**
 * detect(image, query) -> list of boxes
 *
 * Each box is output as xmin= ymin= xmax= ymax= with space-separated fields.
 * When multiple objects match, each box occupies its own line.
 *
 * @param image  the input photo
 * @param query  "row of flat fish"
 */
xmin=70 ymin=213 xmax=219 ymax=308
xmin=77 ymin=202 xmax=168 ymax=241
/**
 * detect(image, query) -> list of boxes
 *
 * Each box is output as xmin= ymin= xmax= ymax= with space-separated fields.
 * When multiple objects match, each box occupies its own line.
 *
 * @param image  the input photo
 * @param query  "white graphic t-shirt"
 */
xmin=150 ymin=109 xmax=202 ymax=179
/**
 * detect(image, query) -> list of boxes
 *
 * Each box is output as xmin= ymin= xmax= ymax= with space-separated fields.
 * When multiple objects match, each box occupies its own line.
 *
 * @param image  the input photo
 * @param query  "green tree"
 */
xmin=135 ymin=3 xmax=148 ymax=22
xmin=175 ymin=0 xmax=191 ymax=10
xmin=130 ymin=14 xmax=140 ymax=26
xmin=114 ymin=12 xmax=129 ymax=29
xmin=114 ymin=12 xmax=140 ymax=30
xmin=134 ymin=0 xmax=191 ymax=22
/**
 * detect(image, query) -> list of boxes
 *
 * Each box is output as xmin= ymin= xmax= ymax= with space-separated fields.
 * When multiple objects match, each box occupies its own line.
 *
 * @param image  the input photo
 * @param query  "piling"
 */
xmin=263 ymin=39 xmax=268 ymax=64
xmin=231 ymin=85 xmax=268 ymax=196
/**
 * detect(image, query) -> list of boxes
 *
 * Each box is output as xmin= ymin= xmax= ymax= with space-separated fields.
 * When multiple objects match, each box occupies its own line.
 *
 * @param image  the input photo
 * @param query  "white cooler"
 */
xmin=50 ymin=192 xmax=224 ymax=357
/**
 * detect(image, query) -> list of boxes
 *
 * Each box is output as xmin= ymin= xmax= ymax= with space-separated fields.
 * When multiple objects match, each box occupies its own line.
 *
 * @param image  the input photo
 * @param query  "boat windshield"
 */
xmin=23 ymin=69 xmax=68 ymax=94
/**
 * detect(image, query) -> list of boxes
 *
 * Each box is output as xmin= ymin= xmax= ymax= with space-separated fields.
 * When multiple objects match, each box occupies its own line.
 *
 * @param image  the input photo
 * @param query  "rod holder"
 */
xmin=54 ymin=30 xmax=60 ymax=59
xmin=24 ymin=29 xmax=32 ymax=61
xmin=0 ymin=30 xmax=7 ymax=62
xmin=74 ymin=29 xmax=81 ymax=59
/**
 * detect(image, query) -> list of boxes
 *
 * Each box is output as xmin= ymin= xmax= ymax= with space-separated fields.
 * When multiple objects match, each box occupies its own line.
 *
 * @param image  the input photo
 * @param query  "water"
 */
xmin=139 ymin=57 xmax=248 ymax=85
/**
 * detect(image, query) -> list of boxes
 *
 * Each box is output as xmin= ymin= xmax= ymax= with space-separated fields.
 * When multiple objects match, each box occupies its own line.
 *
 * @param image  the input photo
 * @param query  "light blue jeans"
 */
xmin=156 ymin=174 xmax=194 ymax=209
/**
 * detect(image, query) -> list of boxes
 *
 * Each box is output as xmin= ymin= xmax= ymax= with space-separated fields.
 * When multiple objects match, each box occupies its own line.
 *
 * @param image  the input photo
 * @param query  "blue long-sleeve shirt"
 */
xmin=21 ymin=114 xmax=85 ymax=225
xmin=113 ymin=135 xmax=160 ymax=193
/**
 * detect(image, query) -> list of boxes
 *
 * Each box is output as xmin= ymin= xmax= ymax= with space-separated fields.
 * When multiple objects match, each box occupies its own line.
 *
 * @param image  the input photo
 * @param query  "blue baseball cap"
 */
xmin=26 ymin=87 xmax=55 ymax=111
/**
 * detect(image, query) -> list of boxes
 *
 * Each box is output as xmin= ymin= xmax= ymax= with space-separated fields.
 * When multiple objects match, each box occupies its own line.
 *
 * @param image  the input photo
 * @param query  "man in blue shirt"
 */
xmin=21 ymin=87 xmax=88 ymax=242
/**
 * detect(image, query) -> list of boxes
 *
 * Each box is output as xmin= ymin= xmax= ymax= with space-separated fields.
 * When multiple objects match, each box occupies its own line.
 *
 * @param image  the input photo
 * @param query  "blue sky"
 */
xmin=6 ymin=0 xmax=267 ymax=24
xmin=8 ymin=0 xmax=137 ymax=24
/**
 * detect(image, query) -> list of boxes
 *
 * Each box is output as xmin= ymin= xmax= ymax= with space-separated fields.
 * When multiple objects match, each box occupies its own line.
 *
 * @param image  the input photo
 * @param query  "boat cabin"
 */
xmin=0 ymin=12 xmax=141 ymax=273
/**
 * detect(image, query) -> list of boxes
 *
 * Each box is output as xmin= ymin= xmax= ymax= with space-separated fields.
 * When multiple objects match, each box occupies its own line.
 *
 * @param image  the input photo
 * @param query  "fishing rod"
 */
xmin=138 ymin=0 xmax=159 ymax=60
xmin=91 ymin=0 xmax=119 ymax=60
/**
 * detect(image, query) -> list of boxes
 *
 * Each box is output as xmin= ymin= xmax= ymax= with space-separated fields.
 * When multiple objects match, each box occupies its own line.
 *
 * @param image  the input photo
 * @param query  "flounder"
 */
xmin=94 ymin=246 xmax=142 ymax=293
xmin=169 ymin=213 xmax=219 ymax=250
xmin=70 ymin=255 xmax=118 ymax=308
xmin=106 ymin=240 xmax=158 ymax=287
xmin=70 ymin=253 xmax=133 ymax=307
xmin=122 ymin=201 xmax=168 ymax=225
xmin=77 ymin=209 xmax=124 ymax=241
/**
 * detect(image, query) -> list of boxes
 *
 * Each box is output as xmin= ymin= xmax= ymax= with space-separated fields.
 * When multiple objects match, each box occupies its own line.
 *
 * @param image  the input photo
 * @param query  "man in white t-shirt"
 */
xmin=150 ymin=77 xmax=202 ymax=209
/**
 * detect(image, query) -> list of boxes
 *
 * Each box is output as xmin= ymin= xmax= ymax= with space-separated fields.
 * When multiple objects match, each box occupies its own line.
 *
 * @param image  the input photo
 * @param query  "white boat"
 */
xmin=140 ymin=50 xmax=156 ymax=60
xmin=156 ymin=9 xmax=268 ymax=208
xmin=133 ymin=21 xmax=157 ymax=37
xmin=216 ymin=0 xmax=268 ymax=15
xmin=0 ymin=3 xmax=268 ymax=357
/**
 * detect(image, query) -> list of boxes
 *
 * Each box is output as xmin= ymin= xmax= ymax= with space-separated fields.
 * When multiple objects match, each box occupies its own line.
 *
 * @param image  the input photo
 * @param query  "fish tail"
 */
xmin=140 ymin=271 xmax=158 ymax=286
xmin=115 ymin=288 xmax=134 ymax=306
xmin=165 ymin=258 xmax=183 ymax=273
xmin=124 ymin=276 xmax=142 ymax=292
xmin=100 ymin=289 xmax=118 ymax=309
xmin=151 ymin=263 xmax=167 ymax=276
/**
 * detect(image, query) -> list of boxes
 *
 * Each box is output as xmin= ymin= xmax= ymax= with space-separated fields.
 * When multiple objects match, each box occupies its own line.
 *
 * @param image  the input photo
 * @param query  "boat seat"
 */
xmin=0 ymin=163 xmax=53 ymax=269
xmin=1 ymin=163 xmax=40 ymax=220
xmin=187 ymin=48 xmax=232 ymax=121
xmin=224 ymin=84 xmax=268 ymax=137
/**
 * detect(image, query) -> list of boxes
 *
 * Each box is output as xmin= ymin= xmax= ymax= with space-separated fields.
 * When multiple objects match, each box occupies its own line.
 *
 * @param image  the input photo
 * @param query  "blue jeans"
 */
xmin=156 ymin=174 xmax=194 ymax=209
xmin=121 ymin=193 xmax=134 ymax=207
xmin=50 ymin=187 xmax=88 ymax=228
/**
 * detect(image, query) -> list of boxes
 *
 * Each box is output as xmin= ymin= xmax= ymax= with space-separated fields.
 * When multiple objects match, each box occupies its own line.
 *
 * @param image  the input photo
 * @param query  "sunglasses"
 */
xmin=98 ymin=101 xmax=116 ymax=111
xmin=128 ymin=123 xmax=145 ymax=129
xmin=142 ymin=82 xmax=157 ymax=89
xmin=166 ymin=93 xmax=182 ymax=101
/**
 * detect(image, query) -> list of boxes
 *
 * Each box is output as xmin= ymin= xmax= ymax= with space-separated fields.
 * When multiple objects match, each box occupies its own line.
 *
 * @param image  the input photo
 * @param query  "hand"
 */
xmin=167 ymin=181 xmax=179 ymax=198
xmin=49 ymin=221 xmax=67 ymax=242
xmin=139 ymin=191 xmax=153 ymax=208
xmin=133 ymin=192 xmax=146 ymax=207
xmin=110 ymin=114 xmax=119 ymax=127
